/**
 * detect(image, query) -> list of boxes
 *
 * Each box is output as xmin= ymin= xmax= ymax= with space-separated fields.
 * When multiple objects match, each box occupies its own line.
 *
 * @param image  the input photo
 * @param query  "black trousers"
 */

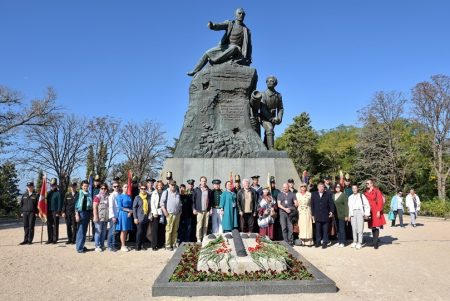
xmin=151 ymin=217 xmax=159 ymax=249
xmin=90 ymin=220 xmax=96 ymax=241
xmin=315 ymin=221 xmax=329 ymax=245
xmin=66 ymin=212 xmax=77 ymax=243
xmin=47 ymin=211 xmax=60 ymax=242
xmin=240 ymin=213 xmax=255 ymax=233
xmin=136 ymin=219 xmax=149 ymax=248
xmin=23 ymin=212 xmax=36 ymax=243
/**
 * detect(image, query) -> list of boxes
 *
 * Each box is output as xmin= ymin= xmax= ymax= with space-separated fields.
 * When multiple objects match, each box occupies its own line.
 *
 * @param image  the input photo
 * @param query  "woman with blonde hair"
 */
xmin=296 ymin=183 xmax=313 ymax=246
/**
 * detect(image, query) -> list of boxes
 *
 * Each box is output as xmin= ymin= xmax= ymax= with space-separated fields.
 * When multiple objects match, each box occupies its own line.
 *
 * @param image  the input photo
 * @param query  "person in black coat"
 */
xmin=62 ymin=182 xmax=78 ymax=244
xmin=311 ymin=181 xmax=335 ymax=248
xmin=19 ymin=182 xmax=39 ymax=245
xmin=236 ymin=179 xmax=258 ymax=233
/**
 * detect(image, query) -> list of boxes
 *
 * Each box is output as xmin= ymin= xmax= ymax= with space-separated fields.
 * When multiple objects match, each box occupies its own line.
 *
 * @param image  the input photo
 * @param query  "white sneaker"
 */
xmin=356 ymin=243 xmax=362 ymax=250
xmin=95 ymin=247 xmax=102 ymax=252
xmin=120 ymin=247 xmax=129 ymax=252
xmin=335 ymin=243 xmax=341 ymax=247
xmin=338 ymin=243 xmax=344 ymax=248
xmin=351 ymin=242 xmax=356 ymax=248
xmin=197 ymin=240 xmax=202 ymax=243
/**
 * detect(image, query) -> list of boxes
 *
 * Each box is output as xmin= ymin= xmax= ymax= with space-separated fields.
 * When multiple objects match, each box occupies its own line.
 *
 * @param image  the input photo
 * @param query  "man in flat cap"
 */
xmin=160 ymin=180 xmax=182 ymax=250
xmin=19 ymin=182 xmax=38 ymax=245
xmin=146 ymin=177 xmax=156 ymax=194
xmin=62 ymin=182 xmax=79 ymax=244
xmin=210 ymin=179 xmax=223 ymax=234
xmin=287 ymin=178 xmax=298 ymax=194
xmin=46 ymin=178 xmax=63 ymax=244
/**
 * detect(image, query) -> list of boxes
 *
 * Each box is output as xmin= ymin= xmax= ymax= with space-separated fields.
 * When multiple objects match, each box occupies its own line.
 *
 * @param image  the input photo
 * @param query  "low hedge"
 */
xmin=419 ymin=199 xmax=450 ymax=218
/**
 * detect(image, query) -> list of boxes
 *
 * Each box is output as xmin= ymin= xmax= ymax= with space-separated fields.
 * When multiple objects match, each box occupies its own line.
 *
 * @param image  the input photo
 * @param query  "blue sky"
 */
xmin=1 ymin=0 xmax=450 ymax=144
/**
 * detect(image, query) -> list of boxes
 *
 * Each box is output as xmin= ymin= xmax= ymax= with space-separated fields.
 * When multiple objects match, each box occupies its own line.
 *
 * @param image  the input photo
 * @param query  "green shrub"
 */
xmin=419 ymin=199 xmax=450 ymax=218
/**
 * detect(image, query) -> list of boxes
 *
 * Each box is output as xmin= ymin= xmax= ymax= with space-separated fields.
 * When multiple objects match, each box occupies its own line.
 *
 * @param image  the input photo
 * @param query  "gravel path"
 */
xmin=0 ymin=215 xmax=448 ymax=301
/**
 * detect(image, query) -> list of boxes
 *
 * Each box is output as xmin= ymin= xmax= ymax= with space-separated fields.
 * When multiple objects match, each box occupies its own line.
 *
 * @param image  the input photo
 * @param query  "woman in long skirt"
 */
xmin=296 ymin=183 xmax=313 ymax=246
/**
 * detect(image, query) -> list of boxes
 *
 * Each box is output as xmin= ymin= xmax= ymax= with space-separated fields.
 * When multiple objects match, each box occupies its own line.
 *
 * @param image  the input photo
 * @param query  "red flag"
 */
xmin=127 ymin=170 xmax=132 ymax=196
xmin=38 ymin=174 xmax=47 ymax=222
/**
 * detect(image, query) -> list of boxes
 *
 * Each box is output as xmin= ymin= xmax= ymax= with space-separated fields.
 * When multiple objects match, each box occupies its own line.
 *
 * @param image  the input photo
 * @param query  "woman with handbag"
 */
xmin=348 ymin=184 xmax=371 ymax=249
xmin=364 ymin=179 xmax=386 ymax=249
xmin=257 ymin=188 xmax=276 ymax=240
xmin=296 ymin=183 xmax=313 ymax=246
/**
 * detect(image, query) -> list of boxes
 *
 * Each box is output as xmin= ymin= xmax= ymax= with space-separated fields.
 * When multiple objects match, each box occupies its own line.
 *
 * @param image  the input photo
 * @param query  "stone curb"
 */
xmin=151 ymin=242 xmax=337 ymax=296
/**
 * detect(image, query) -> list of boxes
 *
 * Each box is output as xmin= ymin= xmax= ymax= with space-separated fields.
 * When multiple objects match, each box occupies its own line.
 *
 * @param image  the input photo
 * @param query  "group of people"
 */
xmin=18 ymin=171 xmax=422 ymax=253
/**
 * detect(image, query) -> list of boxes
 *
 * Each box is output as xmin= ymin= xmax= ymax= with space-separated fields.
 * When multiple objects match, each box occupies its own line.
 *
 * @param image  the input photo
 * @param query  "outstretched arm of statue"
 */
xmin=208 ymin=20 xmax=229 ymax=31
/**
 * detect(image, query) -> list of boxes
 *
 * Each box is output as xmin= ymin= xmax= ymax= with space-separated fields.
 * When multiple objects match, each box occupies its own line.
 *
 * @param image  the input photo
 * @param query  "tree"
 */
xmin=36 ymin=170 xmax=44 ymax=191
xmin=355 ymin=91 xmax=411 ymax=193
xmin=86 ymin=145 xmax=95 ymax=179
xmin=275 ymin=112 xmax=319 ymax=174
xmin=412 ymin=74 xmax=450 ymax=201
xmin=0 ymin=161 xmax=20 ymax=215
xmin=86 ymin=116 xmax=121 ymax=181
xmin=120 ymin=120 xmax=168 ymax=181
xmin=317 ymin=125 xmax=359 ymax=176
xmin=0 ymin=86 xmax=59 ymax=151
xmin=21 ymin=114 xmax=89 ymax=194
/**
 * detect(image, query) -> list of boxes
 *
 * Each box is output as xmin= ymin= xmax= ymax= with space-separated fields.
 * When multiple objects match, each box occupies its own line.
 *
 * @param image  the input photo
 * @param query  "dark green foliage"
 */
xmin=0 ymin=162 xmax=20 ymax=216
xmin=275 ymin=112 xmax=319 ymax=174
xmin=86 ymin=145 xmax=94 ymax=180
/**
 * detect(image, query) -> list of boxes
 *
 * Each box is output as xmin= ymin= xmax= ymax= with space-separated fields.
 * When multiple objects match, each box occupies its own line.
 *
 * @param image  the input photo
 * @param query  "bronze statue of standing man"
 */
xmin=260 ymin=76 xmax=284 ymax=150
xmin=187 ymin=8 xmax=252 ymax=76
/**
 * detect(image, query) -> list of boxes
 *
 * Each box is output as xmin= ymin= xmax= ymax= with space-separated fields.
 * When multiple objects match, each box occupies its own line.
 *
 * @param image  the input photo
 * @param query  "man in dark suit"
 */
xmin=311 ymin=181 xmax=335 ymax=248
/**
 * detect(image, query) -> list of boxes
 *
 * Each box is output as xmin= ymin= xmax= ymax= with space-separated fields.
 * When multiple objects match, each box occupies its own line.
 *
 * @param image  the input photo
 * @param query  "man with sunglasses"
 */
xmin=107 ymin=181 xmax=120 ymax=251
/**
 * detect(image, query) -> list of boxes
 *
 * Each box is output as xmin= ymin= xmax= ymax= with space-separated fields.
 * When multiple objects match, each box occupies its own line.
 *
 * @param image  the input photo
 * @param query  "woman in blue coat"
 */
xmin=219 ymin=181 xmax=238 ymax=232
xmin=116 ymin=183 xmax=133 ymax=252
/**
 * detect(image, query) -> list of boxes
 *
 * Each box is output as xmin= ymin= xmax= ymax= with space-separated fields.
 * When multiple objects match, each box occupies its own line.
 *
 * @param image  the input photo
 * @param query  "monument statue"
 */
xmin=259 ymin=75 xmax=284 ymax=149
xmin=187 ymin=8 xmax=252 ymax=76
xmin=164 ymin=8 xmax=301 ymax=188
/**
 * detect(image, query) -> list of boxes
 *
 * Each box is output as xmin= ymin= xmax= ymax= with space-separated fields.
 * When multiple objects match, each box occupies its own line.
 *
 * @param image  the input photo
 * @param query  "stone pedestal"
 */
xmin=174 ymin=62 xmax=267 ymax=158
xmin=161 ymin=156 xmax=301 ymax=185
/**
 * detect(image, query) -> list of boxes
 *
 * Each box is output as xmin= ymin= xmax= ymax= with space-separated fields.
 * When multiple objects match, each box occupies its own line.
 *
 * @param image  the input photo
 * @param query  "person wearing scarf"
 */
xmin=75 ymin=180 xmax=93 ymax=253
xmin=133 ymin=182 xmax=151 ymax=251
xmin=93 ymin=183 xmax=109 ymax=252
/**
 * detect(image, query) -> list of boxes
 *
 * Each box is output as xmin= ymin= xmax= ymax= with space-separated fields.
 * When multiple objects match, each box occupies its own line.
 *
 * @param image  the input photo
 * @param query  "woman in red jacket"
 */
xmin=364 ymin=179 xmax=386 ymax=249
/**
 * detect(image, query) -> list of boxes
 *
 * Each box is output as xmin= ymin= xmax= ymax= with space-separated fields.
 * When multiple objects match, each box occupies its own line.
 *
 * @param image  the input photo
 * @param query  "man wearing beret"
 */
xmin=19 ymin=182 xmax=39 ymax=245
xmin=210 ymin=179 xmax=223 ymax=234
xmin=46 ymin=178 xmax=63 ymax=244
xmin=90 ymin=174 xmax=102 ymax=242
xmin=62 ymin=182 xmax=78 ymax=244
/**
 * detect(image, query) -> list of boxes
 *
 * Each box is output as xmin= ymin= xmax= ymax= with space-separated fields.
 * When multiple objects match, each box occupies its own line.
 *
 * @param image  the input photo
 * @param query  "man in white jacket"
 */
xmin=107 ymin=182 xmax=120 ymax=251
xmin=405 ymin=189 xmax=421 ymax=227
xmin=348 ymin=185 xmax=371 ymax=249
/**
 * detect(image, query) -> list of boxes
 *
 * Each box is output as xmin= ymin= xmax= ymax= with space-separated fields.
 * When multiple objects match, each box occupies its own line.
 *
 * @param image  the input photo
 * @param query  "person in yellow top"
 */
xmin=296 ymin=183 xmax=313 ymax=246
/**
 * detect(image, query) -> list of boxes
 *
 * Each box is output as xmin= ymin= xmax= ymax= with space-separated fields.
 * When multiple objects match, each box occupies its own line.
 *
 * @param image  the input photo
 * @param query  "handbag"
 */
xmin=360 ymin=193 xmax=371 ymax=221
xmin=388 ymin=210 xmax=395 ymax=221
